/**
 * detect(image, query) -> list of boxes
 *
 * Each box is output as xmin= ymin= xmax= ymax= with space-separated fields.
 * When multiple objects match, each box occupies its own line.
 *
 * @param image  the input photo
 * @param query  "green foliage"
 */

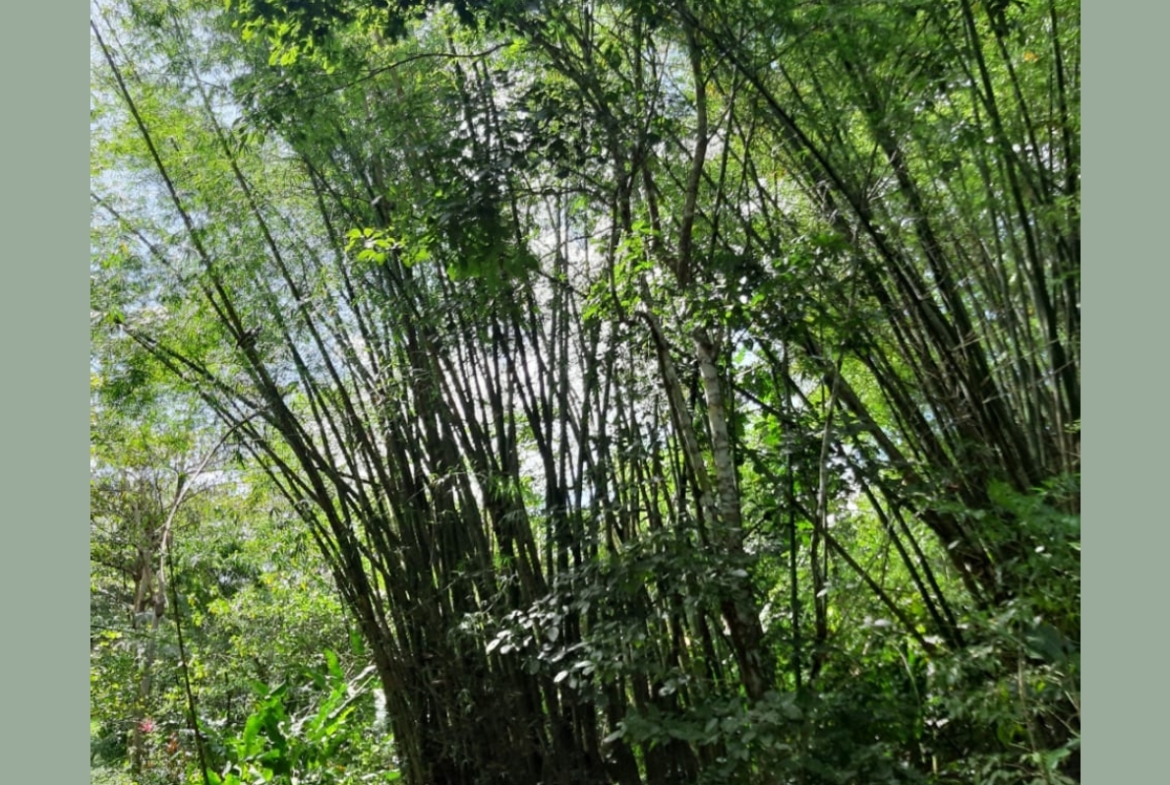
xmin=93 ymin=0 xmax=1079 ymax=782
xmin=205 ymin=651 xmax=396 ymax=785
xmin=89 ymin=364 xmax=368 ymax=782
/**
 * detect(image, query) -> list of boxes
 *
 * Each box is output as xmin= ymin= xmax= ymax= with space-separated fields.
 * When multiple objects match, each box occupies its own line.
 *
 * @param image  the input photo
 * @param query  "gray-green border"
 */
xmin=0 ymin=3 xmax=90 ymax=781
xmin=1082 ymin=0 xmax=1155 ymax=780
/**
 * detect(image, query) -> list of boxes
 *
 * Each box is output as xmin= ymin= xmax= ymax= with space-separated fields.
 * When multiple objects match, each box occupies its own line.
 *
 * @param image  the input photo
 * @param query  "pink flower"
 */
xmin=139 ymin=718 xmax=156 ymax=734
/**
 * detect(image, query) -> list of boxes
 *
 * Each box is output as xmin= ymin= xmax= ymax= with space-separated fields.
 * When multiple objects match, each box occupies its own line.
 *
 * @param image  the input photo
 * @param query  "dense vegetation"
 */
xmin=90 ymin=0 xmax=1080 ymax=783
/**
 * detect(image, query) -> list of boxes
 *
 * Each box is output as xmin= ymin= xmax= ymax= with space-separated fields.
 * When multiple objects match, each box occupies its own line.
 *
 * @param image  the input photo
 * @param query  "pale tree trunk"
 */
xmin=693 ymin=328 xmax=775 ymax=702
